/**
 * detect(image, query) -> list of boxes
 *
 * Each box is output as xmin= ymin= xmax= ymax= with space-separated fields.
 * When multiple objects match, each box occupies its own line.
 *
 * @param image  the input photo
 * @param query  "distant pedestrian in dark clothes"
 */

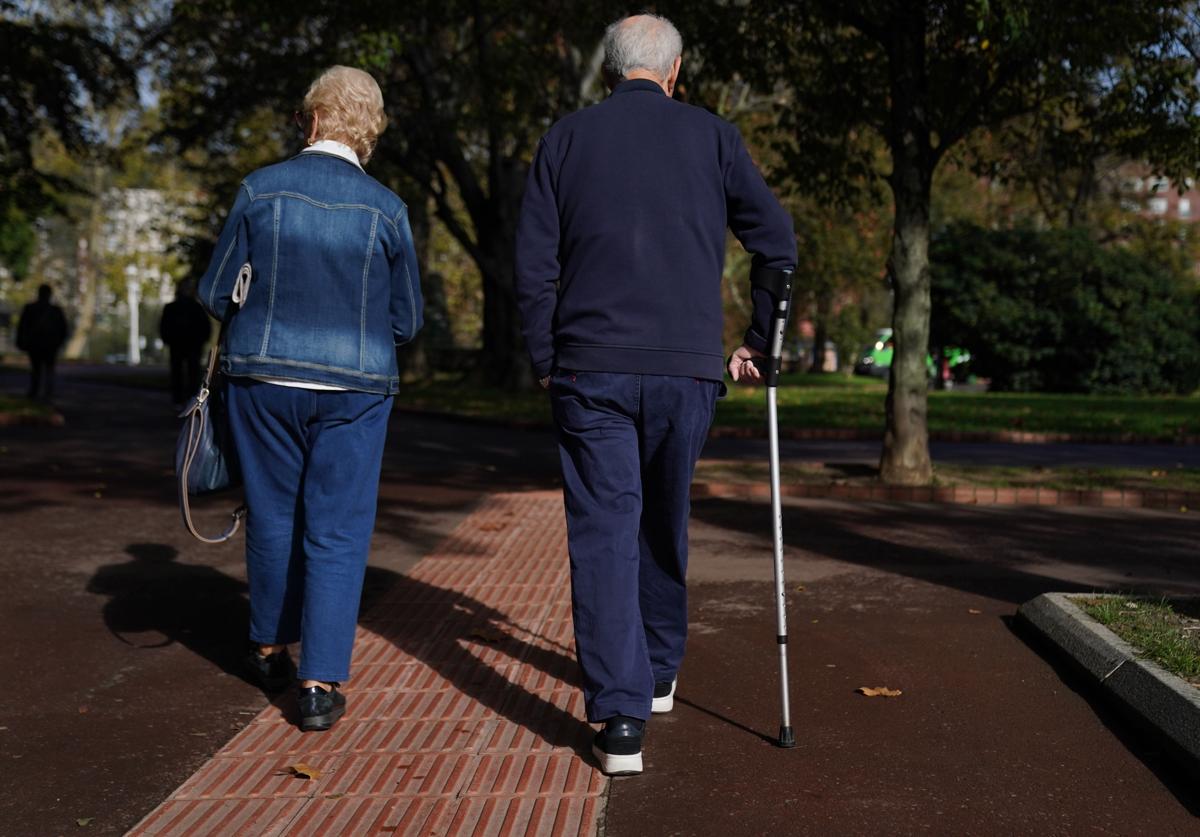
xmin=515 ymin=14 xmax=796 ymax=776
xmin=159 ymin=281 xmax=212 ymax=407
xmin=16 ymin=284 xmax=69 ymax=401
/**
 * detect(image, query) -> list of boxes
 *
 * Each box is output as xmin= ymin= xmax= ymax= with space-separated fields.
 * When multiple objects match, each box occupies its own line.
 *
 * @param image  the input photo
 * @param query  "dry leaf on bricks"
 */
xmin=279 ymin=763 xmax=323 ymax=780
xmin=857 ymin=686 xmax=903 ymax=697
xmin=467 ymin=626 xmax=506 ymax=643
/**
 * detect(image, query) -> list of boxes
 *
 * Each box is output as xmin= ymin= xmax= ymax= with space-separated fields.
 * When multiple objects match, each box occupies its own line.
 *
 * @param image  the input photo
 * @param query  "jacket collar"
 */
xmin=301 ymin=139 xmax=364 ymax=171
xmin=611 ymin=78 xmax=666 ymax=96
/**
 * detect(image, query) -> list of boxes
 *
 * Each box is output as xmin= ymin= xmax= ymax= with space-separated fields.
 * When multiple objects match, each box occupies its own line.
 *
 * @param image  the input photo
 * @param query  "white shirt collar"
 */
xmin=302 ymin=139 xmax=363 ymax=171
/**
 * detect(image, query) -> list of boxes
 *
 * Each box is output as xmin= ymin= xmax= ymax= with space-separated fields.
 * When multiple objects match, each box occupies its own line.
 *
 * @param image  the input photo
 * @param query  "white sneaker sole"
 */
xmin=651 ymin=679 xmax=676 ymax=714
xmin=593 ymin=744 xmax=643 ymax=776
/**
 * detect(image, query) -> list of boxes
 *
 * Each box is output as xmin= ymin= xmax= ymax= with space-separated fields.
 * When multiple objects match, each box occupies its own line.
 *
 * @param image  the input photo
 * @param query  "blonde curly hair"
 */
xmin=301 ymin=66 xmax=387 ymax=164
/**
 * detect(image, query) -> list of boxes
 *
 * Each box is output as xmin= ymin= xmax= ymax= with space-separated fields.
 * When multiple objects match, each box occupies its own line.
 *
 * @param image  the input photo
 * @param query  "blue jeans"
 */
xmin=550 ymin=371 xmax=720 ymax=722
xmin=225 ymin=379 xmax=391 ymax=682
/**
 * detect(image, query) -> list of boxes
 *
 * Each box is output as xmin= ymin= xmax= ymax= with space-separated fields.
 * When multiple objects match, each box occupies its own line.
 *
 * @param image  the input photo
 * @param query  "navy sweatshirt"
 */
xmin=515 ymin=79 xmax=797 ymax=381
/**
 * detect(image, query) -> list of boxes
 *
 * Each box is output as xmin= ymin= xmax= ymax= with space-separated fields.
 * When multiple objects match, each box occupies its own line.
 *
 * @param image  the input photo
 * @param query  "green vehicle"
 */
xmin=853 ymin=328 xmax=971 ymax=384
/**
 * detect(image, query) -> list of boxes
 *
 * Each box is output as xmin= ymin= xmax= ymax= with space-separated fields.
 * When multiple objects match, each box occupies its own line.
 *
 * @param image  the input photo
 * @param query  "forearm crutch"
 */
xmin=751 ymin=264 xmax=796 ymax=748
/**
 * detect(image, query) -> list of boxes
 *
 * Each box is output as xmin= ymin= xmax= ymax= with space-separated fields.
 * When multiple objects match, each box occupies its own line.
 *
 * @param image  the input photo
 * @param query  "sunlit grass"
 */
xmin=398 ymin=373 xmax=1200 ymax=437
xmin=1076 ymin=596 xmax=1200 ymax=687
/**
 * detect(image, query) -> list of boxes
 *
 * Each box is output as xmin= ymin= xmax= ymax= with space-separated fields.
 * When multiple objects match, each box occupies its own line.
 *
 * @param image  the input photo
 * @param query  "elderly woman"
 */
xmin=198 ymin=66 xmax=422 ymax=731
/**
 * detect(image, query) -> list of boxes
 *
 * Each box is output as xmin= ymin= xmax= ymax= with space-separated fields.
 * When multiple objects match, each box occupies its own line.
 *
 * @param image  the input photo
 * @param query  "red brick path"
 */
xmin=128 ymin=492 xmax=604 ymax=837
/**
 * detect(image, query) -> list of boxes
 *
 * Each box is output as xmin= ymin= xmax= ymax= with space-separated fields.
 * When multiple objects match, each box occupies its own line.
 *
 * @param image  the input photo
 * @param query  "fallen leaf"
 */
xmin=77 ymin=818 xmax=93 ymax=827
xmin=1182 ymin=506 xmax=1190 ymax=513
xmin=280 ymin=763 xmax=323 ymax=780
xmin=93 ymin=492 xmax=103 ymax=499
xmin=795 ymin=584 xmax=806 ymax=592
xmin=968 ymin=608 xmax=982 ymax=615
xmin=825 ymin=664 xmax=837 ymax=668
xmin=189 ymin=731 xmax=207 ymax=737
xmin=857 ymin=686 xmax=903 ymax=698
xmin=1150 ymin=469 xmax=1167 ymax=478
xmin=78 ymin=706 xmax=89 ymax=714
xmin=467 ymin=626 xmax=506 ymax=643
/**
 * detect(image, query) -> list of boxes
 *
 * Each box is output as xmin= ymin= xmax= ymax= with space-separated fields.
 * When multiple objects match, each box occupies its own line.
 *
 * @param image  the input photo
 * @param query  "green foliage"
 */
xmin=0 ymin=204 xmax=34 ymax=281
xmin=932 ymin=224 xmax=1200 ymax=394
xmin=0 ymin=1 xmax=134 ymax=219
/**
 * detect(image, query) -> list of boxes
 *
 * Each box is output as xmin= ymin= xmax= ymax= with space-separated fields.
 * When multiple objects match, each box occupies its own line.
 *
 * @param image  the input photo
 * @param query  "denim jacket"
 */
xmin=198 ymin=151 xmax=423 ymax=394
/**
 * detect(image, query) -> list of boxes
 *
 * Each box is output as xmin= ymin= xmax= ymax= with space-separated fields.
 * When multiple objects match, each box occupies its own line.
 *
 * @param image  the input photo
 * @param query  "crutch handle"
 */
xmin=750 ymin=265 xmax=794 ymax=387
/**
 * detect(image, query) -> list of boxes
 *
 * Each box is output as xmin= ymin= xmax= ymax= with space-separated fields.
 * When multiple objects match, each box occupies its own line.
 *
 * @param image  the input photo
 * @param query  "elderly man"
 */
xmin=515 ymin=14 xmax=796 ymax=775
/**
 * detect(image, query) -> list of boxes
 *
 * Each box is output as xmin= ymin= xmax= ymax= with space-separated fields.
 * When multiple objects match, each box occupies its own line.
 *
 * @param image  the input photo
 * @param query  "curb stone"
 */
xmin=690 ymin=480 xmax=1199 ymax=512
xmin=1016 ymin=592 xmax=1200 ymax=773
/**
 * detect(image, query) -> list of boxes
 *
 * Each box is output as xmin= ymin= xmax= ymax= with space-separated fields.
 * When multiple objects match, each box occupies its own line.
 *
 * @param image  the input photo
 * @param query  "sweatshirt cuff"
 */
xmin=531 ymin=357 xmax=555 ymax=379
xmin=742 ymin=327 xmax=768 ymax=355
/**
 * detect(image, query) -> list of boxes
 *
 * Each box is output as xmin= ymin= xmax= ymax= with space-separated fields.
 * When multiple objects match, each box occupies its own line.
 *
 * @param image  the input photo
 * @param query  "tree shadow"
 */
xmin=691 ymin=497 xmax=1200 ymax=604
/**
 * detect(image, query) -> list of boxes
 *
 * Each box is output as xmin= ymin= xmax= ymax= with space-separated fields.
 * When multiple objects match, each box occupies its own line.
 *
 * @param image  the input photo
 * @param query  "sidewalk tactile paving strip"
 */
xmin=129 ymin=491 xmax=606 ymax=837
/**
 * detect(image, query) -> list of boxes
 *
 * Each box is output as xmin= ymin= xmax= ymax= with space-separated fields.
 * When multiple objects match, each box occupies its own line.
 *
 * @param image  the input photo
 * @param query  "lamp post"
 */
xmin=125 ymin=262 xmax=141 ymax=365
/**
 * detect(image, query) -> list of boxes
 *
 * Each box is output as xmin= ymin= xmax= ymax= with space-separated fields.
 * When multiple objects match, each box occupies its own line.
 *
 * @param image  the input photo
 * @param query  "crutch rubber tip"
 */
xmin=777 ymin=725 xmax=796 ymax=748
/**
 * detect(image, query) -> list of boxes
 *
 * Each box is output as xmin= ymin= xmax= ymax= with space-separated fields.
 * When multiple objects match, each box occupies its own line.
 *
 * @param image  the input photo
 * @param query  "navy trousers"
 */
xmin=225 ymin=379 xmax=391 ymax=683
xmin=550 ymin=371 xmax=720 ymax=722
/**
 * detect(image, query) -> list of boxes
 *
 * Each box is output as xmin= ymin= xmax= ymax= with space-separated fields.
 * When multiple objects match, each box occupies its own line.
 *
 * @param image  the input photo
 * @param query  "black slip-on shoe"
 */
xmin=592 ymin=715 xmax=644 ymax=776
xmin=651 ymin=679 xmax=676 ymax=714
xmin=245 ymin=647 xmax=295 ymax=692
xmin=298 ymin=684 xmax=346 ymax=732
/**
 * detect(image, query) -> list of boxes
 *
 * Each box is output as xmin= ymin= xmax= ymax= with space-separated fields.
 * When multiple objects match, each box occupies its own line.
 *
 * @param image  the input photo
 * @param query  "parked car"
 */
xmin=853 ymin=328 xmax=971 ymax=385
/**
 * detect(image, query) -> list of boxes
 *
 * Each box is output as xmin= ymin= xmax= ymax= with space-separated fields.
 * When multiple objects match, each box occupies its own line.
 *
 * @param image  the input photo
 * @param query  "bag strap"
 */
xmin=178 ymin=266 xmax=251 ymax=544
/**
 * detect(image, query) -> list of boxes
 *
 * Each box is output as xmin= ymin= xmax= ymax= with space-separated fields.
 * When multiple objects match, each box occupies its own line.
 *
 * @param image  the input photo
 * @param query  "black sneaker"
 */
xmin=651 ymin=679 xmax=676 ymax=714
xmin=593 ymin=715 xmax=644 ymax=776
xmin=298 ymin=684 xmax=346 ymax=732
xmin=245 ymin=647 xmax=295 ymax=692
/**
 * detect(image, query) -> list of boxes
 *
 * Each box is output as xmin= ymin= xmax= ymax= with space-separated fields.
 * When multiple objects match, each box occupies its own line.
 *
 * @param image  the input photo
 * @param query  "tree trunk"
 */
xmin=478 ymin=253 xmax=532 ymax=389
xmin=880 ymin=15 xmax=934 ymax=486
xmin=809 ymin=291 xmax=832 ymax=373
xmin=63 ymin=233 xmax=98 ymax=360
xmin=397 ymin=190 xmax=433 ymax=380
xmin=476 ymin=164 xmax=532 ymax=390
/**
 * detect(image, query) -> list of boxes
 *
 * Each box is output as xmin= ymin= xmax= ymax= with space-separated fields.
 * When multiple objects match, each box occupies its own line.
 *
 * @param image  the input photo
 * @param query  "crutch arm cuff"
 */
xmin=750 ymin=265 xmax=794 ymax=303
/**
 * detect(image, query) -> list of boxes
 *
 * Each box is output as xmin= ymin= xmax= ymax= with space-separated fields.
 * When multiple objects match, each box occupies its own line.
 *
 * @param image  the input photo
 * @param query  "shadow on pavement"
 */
xmin=86 ymin=552 xmax=590 ymax=754
xmin=88 ymin=543 xmax=254 ymax=680
xmin=356 ymin=566 xmax=591 ymax=754
xmin=1009 ymin=616 xmax=1200 ymax=815
xmin=692 ymin=498 xmax=1200 ymax=603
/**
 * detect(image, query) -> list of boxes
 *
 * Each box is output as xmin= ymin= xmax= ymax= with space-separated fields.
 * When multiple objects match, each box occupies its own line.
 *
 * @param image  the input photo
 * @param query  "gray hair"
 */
xmin=602 ymin=14 xmax=682 ymax=81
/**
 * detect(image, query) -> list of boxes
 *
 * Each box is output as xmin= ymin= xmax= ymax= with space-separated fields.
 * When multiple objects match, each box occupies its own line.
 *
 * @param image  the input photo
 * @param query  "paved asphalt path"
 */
xmin=2 ymin=365 xmax=1199 ymax=834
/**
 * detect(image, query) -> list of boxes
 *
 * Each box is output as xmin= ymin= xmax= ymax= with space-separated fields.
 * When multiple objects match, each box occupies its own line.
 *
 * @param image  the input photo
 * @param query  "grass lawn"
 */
xmin=1074 ymin=596 xmax=1200 ymax=688
xmin=400 ymin=373 xmax=1200 ymax=439
xmin=716 ymin=374 xmax=1200 ymax=437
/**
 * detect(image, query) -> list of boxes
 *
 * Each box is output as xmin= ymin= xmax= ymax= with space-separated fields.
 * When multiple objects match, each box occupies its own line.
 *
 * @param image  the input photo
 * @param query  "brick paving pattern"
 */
xmin=128 ymin=491 xmax=603 ymax=837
